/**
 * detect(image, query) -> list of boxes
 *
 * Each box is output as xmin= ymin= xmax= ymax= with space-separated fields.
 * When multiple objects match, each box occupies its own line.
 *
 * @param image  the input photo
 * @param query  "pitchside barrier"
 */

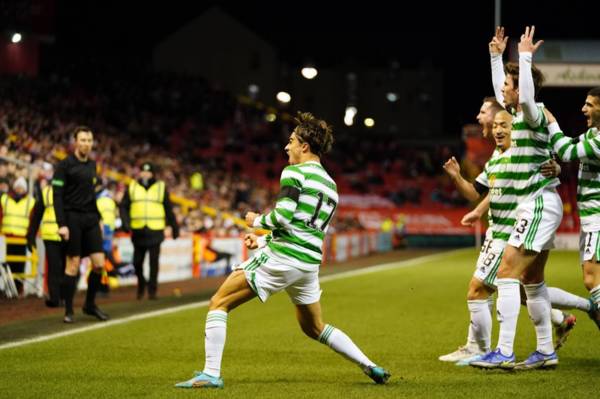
xmin=7 ymin=231 xmax=390 ymax=292
xmin=2 ymin=221 xmax=576 ymax=298
xmin=337 ymin=205 xmax=580 ymax=250
xmin=108 ymin=231 xmax=393 ymax=288
xmin=0 ymin=236 xmax=42 ymax=298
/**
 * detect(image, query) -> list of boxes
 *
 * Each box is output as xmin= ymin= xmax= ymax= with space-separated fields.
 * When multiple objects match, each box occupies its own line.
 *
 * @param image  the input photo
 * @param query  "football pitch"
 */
xmin=1 ymin=249 xmax=599 ymax=398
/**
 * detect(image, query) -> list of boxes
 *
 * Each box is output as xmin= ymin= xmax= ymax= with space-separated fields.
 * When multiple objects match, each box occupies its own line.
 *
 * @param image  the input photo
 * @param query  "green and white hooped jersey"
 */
xmin=508 ymin=105 xmax=560 ymax=203
xmin=485 ymin=149 xmax=500 ymax=230
xmin=476 ymin=147 xmax=516 ymax=249
xmin=550 ymin=127 xmax=600 ymax=232
xmin=254 ymin=161 xmax=338 ymax=272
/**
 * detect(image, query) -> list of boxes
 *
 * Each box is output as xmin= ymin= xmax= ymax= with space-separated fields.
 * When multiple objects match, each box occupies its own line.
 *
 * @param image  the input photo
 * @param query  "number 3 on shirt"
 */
xmin=515 ymin=219 xmax=529 ymax=234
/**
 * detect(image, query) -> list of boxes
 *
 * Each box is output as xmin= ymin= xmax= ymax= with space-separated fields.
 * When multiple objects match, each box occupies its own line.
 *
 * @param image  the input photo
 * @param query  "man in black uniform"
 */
xmin=120 ymin=162 xmax=179 ymax=300
xmin=52 ymin=126 xmax=109 ymax=323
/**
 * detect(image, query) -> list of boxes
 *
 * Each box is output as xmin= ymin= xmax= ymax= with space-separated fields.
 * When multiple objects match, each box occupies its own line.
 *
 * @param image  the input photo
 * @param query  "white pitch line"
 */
xmin=0 ymin=248 xmax=468 ymax=351
xmin=0 ymin=301 xmax=210 ymax=351
xmin=319 ymin=248 xmax=466 ymax=283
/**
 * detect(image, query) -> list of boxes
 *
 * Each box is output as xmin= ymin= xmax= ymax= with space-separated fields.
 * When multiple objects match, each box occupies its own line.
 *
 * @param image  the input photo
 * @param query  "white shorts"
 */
xmin=508 ymin=189 xmax=563 ymax=253
xmin=579 ymin=230 xmax=600 ymax=264
xmin=474 ymin=231 xmax=504 ymax=287
xmin=234 ymin=251 xmax=322 ymax=305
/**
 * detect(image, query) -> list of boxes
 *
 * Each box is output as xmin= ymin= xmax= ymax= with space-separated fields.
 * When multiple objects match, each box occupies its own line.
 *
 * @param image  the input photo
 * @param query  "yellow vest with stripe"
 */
xmin=97 ymin=196 xmax=116 ymax=230
xmin=1 ymin=193 xmax=35 ymax=237
xmin=41 ymin=186 xmax=61 ymax=241
xmin=129 ymin=180 xmax=166 ymax=230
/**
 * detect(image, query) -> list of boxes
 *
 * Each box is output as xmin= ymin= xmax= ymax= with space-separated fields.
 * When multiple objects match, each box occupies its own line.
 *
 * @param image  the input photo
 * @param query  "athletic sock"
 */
xmin=63 ymin=274 xmax=78 ymax=315
xmin=550 ymin=308 xmax=564 ymax=325
xmin=467 ymin=299 xmax=492 ymax=352
xmin=524 ymin=282 xmax=554 ymax=354
xmin=203 ymin=310 xmax=228 ymax=378
xmin=548 ymin=287 xmax=591 ymax=312
xmin=318 ymin=324 xmax=376 ymax=370
xmin=495 ymin=278 xmax=520 ymax=356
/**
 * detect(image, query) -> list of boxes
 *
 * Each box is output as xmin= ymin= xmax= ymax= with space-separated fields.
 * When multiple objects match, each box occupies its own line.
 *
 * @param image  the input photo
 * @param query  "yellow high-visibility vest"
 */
xmin=190 ymin=172 xmax=204 ymax=191
xmin=97 ymin=196 xmax=116 ymax=230
xmin=1 ymin=193 xmax=35 ymax=237
xmin=41 ymin=186 xmax=61 ymax=241
xmin=128 ymin=180 xmax=166 ymax=230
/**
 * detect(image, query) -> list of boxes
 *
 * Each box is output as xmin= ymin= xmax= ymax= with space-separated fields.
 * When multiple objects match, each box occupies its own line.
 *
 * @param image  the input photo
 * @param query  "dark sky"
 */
xmin=52 ymin=2 xmax=600 ymax=63
xmin=14 ymin=1 xmax=600 ymax=136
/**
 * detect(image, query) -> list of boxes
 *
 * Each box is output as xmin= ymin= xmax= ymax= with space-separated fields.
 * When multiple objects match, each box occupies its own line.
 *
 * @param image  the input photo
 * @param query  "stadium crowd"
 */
xmin=0 ymin=70 xmax=488 ymax=236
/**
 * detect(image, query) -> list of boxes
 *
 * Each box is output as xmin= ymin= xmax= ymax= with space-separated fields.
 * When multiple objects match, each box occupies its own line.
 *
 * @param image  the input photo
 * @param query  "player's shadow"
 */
xmin=564 ymin=357 xmax=600 ymax=368
xmin=236 ymin=378 xmax=401 ymax=387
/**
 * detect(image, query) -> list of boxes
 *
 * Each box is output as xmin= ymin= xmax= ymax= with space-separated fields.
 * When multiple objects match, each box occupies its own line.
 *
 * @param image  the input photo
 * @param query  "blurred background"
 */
xmin=0 ymin=0 xmax=599 ymax=298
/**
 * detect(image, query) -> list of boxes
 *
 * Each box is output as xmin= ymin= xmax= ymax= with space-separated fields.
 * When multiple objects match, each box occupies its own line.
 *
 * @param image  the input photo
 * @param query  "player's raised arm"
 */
xmin=490 ymin=26 xmax=508 ymax=106
xmin=518 ymin=26 xmax=544 ymax=126
xmin=443 ymin=156 xmax=482 ymax=202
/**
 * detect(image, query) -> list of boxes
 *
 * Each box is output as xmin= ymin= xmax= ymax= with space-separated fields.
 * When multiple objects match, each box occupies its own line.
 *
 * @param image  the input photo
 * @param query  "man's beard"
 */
xmin=591 ymin=109 xmax=600 ymax=129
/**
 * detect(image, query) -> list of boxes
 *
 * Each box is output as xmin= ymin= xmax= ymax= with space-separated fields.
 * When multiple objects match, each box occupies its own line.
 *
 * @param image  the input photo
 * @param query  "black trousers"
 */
xmin=133 ymin=244 xmax=161 ymax=296
xmin=6 ymin=242 xmax=26 ymax=292
xmin=44 ymin=240 xmax=66 ymax=304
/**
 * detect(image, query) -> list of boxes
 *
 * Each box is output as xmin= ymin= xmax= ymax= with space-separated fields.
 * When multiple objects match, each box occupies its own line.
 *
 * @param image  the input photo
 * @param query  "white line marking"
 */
xmin=320 ymin=249 xmax=466 ymax=283
xmin=0 ymin=248 xmax=468 ymax=351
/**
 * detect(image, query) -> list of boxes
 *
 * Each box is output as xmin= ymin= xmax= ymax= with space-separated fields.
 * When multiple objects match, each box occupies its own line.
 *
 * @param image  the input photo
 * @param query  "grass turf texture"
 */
xmin=1 ymin=249 xmax=599 ymax=398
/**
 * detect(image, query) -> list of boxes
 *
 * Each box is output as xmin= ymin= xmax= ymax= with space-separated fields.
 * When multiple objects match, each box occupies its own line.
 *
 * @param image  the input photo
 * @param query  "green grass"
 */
xmin=1 ymin=249 xmax=599 ymax=398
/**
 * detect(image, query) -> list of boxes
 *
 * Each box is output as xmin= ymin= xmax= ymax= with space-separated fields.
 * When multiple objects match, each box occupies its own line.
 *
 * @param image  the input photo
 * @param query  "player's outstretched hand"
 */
xmin=489 ymin=26 xmax=508 ymax=55
xmin=541 ymin=159 xmax=560 ymax=178
xmin=245 ymin=212 xmax=259 ymax=227
xmin=518 ymin=25 xmax=543 ymax=54
xmin=443 ymin=157 xmax=461 ymax=179
xmin=244 ymin=233 xmax=259 ymax=249
xmin=543 ymin=108 xmax=556 ymax=124
xmin=461 ymin=210 xmax=482 ymax=227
